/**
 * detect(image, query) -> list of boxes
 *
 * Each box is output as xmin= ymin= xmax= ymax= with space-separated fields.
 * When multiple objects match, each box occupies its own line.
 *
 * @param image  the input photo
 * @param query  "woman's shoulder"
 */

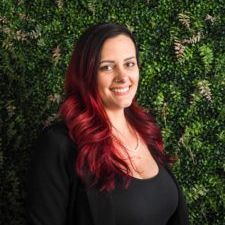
xmin=39 ymin=120 xmax=74 ymax=145
xmin=41 ymin=120 xmax=69 ymax=137
xmin=33 ymin=120 xmax=77 ymax=162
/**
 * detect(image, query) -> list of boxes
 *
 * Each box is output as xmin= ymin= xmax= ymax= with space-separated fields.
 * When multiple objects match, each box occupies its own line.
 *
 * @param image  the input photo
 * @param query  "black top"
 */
xmin=26 ymin=122 xmax=189 ymax=225
xmin=112 ymin=163 xmax=178 ymax=225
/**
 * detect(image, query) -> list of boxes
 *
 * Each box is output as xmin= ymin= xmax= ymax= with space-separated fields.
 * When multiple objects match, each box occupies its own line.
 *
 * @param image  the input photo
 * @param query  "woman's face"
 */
xmin=97 ymin=34 xmax=139 ymax=113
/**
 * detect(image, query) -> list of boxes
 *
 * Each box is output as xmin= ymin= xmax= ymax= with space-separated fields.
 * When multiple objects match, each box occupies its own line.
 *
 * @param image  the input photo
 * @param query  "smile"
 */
xmin=111 ymin=86 xmax=130 ymax=93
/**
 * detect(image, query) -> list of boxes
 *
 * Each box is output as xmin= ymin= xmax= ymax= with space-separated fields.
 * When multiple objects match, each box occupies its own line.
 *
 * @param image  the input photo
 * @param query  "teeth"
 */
xmin=112 ymin=87 xmax=129 ymax=93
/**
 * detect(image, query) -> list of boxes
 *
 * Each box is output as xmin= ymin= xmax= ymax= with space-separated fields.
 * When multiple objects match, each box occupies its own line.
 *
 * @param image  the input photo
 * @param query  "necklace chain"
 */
xmin=111 ymin=123 xmax=140 ymax=153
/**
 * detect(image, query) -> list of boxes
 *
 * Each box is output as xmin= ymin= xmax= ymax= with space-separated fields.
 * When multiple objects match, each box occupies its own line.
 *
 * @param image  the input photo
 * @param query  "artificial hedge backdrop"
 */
xmin=1 ymin=0 xmax=225 ymax=224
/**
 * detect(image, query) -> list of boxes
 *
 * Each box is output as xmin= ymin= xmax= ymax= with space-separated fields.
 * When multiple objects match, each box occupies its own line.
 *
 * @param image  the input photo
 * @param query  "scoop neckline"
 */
xmin=128 ymin=162 xmax=161 ymax=182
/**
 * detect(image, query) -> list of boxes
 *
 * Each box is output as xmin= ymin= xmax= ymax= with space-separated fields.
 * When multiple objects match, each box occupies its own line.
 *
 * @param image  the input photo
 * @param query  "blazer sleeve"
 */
xmin=26 ymin=123 xmax=78 ymax=225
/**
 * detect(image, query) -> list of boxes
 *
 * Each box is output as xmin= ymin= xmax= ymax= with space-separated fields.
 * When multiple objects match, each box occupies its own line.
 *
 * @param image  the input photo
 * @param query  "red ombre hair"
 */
xmin=59 ymin=23 xmax=174 ymax=191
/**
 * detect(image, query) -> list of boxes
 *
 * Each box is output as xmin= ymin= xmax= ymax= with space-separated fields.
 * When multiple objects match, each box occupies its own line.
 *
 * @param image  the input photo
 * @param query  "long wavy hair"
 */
xmin=59 ymin=22 xmax=174 ymax=191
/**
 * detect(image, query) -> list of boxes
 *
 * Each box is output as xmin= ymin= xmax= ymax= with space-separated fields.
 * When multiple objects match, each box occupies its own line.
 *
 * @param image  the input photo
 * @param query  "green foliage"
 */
xmin=199 ymin=45 xmax=214 ymax=73
xmin=1 ymin=0 xmax=224 ymax=224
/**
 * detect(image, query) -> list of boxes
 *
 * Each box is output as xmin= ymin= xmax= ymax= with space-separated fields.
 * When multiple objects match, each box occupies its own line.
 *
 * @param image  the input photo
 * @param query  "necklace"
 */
xmin=111 ymin=124 xmax=140 ymax=153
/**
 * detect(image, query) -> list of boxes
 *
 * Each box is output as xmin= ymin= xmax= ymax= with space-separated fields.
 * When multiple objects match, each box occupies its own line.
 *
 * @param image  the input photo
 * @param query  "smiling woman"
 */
xmin=97 ymin=34 xmax=139 ymax=113
xmin=26 ymin=23 xmax=189 ymax=225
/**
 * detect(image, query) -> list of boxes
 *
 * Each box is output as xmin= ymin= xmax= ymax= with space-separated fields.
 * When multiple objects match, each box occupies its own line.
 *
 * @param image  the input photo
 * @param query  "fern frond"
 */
xmin=174 ymin=40 xmax=185 ymax=58
xmin=182 ymin=32 xmax=202 ymax=44
xmin=52 ymin=45 xmax=61 ymax=65
xmin=178 ymin=12 xmax=191 ymax=30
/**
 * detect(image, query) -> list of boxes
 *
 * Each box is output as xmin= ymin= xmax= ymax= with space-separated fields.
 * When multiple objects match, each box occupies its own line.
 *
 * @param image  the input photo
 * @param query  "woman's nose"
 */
xmin=114 ymin=77 xmax=126 ymax=84
xmin=114 ymin=66 xmax=127 ymax=83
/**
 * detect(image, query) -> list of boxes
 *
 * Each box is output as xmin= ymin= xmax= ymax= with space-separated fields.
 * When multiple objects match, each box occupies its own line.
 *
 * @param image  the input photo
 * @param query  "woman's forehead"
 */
xmin=100 ymin=35 xmax=136 ymax=60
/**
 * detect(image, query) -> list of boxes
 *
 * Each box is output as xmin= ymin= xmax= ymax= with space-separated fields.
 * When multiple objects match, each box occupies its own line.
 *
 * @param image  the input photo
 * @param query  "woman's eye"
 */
xmin=99 ymin=65 xmax=113 ymax=71
xmin=126 ymin=62 xmax=135 ymax=67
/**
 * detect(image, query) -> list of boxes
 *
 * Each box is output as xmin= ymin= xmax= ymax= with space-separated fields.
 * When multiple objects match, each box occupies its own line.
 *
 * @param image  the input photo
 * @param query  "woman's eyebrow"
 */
xmin=99 ymin=60 xmax=114 ymax=64
xmin=124 ymin=56 xmax=135 ymax=61
xmin=100 ymin=56 xmax=136 ymax=64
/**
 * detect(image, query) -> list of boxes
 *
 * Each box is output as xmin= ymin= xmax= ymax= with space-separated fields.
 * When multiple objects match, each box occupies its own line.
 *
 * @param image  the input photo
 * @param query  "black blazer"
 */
xmin=26 ymin=122 xmax=189 ymax=225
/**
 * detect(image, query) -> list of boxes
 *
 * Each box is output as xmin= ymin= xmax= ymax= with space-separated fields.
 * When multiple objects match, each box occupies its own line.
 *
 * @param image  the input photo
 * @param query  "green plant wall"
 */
xmin=1 ymin=0 xmax=225 ymax=224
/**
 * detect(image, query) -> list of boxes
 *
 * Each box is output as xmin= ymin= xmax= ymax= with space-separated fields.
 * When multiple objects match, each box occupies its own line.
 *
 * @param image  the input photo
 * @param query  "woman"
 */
xmin=26 ymin=23 xmax=189 ymax=225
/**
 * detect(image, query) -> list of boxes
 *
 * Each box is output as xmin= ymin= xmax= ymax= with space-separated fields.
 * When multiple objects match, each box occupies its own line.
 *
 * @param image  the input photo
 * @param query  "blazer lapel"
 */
xmin=86 ymin=188 xmax=115 ymax=225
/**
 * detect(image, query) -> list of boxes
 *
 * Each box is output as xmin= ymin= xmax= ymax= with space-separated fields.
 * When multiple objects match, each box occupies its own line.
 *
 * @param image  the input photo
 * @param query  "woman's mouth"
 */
xmin=110 ymin=86 xmax=130 ymax=95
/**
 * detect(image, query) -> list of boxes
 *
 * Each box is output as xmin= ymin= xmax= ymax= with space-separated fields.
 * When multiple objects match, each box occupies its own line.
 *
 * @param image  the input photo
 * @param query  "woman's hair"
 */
xmin=59 ymin=22 xmax=174 ymax=191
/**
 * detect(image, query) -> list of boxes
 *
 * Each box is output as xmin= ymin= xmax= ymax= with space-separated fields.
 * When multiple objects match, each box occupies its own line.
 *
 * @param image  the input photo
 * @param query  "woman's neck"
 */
xmin=105 ymin=109 xmax=128 ymax=130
